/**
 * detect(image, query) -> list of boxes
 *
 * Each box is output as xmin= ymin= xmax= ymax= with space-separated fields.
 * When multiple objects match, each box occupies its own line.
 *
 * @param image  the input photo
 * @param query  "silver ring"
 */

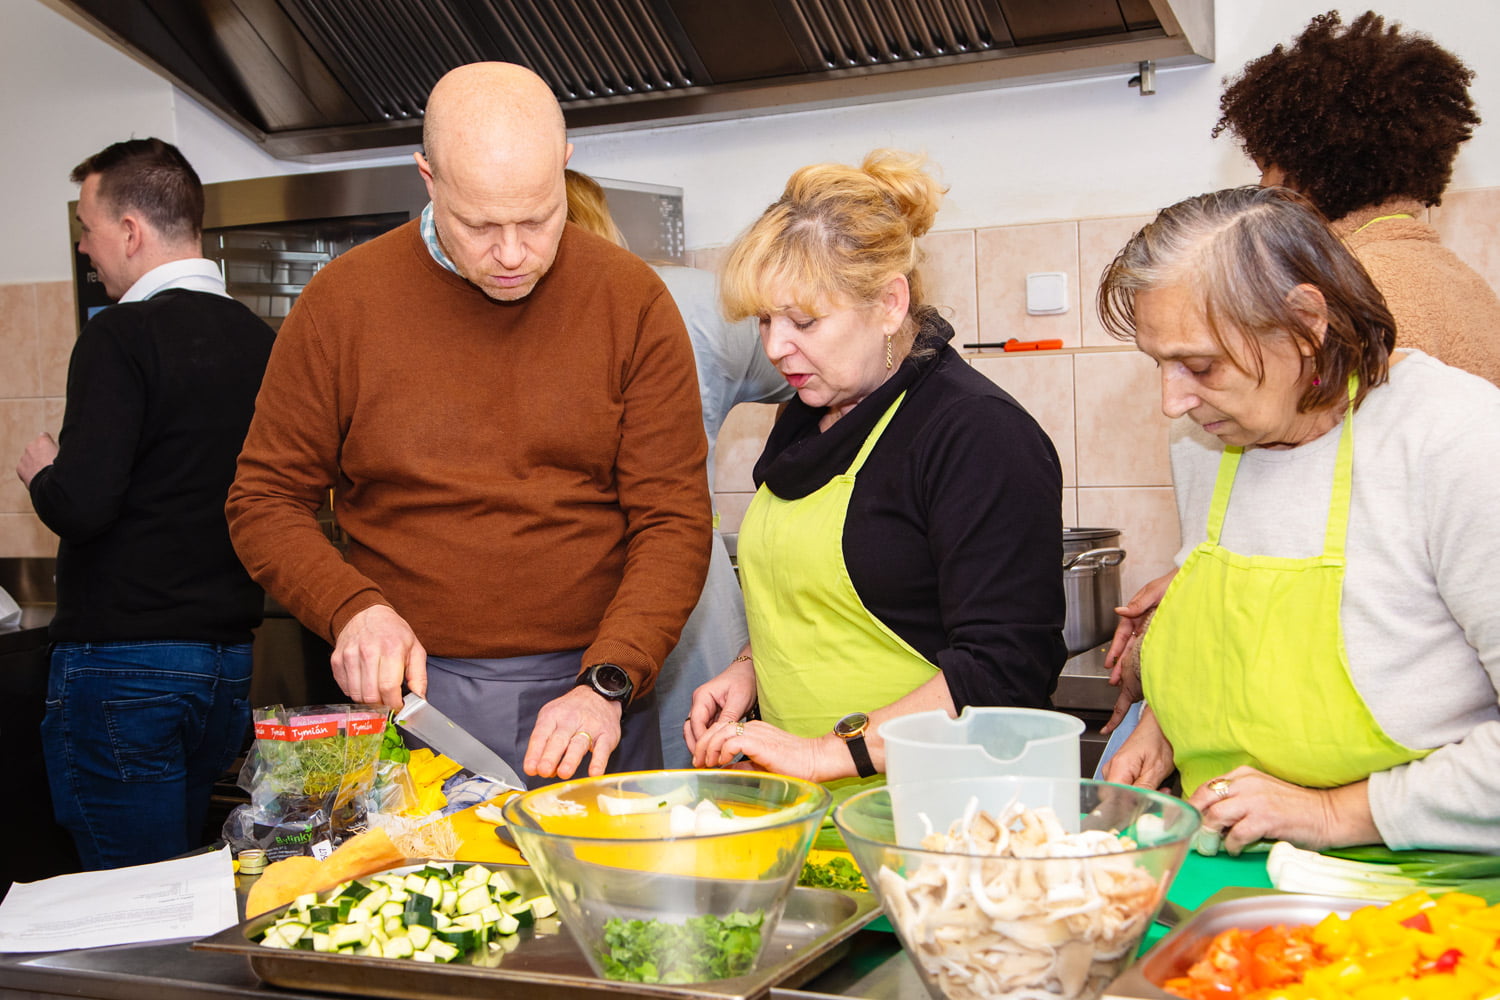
xmin=1207 ymin=777 xmax=1231 ymax=800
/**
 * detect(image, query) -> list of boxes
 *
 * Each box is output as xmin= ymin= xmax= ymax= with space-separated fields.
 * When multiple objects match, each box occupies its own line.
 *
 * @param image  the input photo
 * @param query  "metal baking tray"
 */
xmin=1103 ymin=889 xmax=1369 ymax=999
xmin=194 ymin=863 xmax=881 ymax=1000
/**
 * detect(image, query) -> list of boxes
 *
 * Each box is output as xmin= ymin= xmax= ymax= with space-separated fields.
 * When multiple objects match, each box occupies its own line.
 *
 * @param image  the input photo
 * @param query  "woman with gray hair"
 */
xmin=1099 ymin=185 xmax=1500 ymax=853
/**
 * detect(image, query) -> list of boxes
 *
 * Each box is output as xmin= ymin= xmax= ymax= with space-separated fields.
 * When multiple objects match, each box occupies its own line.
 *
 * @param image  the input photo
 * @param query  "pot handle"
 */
xmin=1062 ymin=546 xmax=1126 ymax=571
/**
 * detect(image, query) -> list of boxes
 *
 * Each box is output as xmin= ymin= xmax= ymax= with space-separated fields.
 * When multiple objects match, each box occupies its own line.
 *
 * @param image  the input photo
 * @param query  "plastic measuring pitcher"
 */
xmin=881 ymin=707 xmax=1085 ymax=843
xmin=883 ymin=706 xmax=1084 ymax=785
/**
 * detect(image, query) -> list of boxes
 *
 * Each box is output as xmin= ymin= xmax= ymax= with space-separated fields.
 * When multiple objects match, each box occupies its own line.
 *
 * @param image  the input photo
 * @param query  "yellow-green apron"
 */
xmin=1142 ymin=379 xmax=1428 ymax=794
xmin=739 ymin=392 xmax=939 ymax=799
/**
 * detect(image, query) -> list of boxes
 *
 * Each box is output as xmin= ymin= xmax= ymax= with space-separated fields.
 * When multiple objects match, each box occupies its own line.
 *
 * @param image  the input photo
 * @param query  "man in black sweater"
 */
xmin=16 ymin=139 xmax=274 ymax=870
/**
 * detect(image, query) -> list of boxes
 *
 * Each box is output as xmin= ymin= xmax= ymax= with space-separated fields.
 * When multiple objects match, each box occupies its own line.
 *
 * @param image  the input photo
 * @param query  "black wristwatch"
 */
xmin=833 ymin=712 xmax=877 ymax=778
xmin=576 ymin=663 xmax=634 ymax=704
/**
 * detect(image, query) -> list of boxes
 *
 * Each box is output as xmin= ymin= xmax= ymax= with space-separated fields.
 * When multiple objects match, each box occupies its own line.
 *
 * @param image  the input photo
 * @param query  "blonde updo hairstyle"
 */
xmin=721 ymin=149 xmax=945 ymax=360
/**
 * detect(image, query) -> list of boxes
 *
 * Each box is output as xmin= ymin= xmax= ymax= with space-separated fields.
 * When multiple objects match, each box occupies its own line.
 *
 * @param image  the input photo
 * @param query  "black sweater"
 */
xmin=30 ymin=288 xmax=274 ymax=644
xmin=754 ymin=314 xmax=1067 ymax=710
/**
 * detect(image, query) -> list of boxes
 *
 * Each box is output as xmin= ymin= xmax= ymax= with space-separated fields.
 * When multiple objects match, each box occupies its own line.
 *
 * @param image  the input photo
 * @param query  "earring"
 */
xmin=885 ymin=334 xmax=894 ymax=370
xmin=1312 ymin=375 xmax=1322 ymax=386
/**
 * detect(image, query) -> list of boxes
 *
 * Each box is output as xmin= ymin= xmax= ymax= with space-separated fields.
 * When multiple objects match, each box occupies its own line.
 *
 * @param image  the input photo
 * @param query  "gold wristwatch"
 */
xmin=833 ymin=712 xmax=877 ymax=778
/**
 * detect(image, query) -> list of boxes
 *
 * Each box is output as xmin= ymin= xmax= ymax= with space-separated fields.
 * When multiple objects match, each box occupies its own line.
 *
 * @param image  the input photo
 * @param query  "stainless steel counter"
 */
xmin=0 ymin=557 xmax=55 ymax=655
xmin=0 ymin=877 xmax=914 ymax=1000
xmin=0 ymin=929 xmax=917 ymax=1000
xmin=1054 ymin=644 xmax=1116 ymax=714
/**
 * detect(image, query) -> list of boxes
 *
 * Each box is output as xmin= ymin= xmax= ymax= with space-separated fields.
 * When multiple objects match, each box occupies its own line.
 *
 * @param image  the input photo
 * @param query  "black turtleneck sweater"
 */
xmin=753 ymin=314 xmax=1067 ymax=710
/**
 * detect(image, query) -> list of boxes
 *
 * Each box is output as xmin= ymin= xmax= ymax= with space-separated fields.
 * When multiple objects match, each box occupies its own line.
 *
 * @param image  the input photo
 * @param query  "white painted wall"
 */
xmin=7 ymin=0 xmax=1500 ymax=283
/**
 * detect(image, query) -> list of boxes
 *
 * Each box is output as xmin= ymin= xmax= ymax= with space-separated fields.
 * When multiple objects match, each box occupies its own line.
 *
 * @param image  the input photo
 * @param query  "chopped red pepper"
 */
xmin=1164 ymin=925 xmax=1323 ymax=999
xmin=1400 ymin=912 xmax=1432 ymax=933
xmin=1429 ymin=948 xmax=1462 ymax=974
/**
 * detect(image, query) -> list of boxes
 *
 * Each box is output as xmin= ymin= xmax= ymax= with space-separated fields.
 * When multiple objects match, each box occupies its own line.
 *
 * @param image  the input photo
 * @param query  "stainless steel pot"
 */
xmin=1062 ymin=527 xmax=1126 ymax=656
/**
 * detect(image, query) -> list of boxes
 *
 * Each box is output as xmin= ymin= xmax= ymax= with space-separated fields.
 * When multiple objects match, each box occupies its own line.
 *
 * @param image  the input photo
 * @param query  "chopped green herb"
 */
xmin=599 ymin=911 xmax=763 ymax=983
xmin=379 ymin=723 xmax=410 ymax=763
xmin=798 ymin=856 xmax=867 ymax=892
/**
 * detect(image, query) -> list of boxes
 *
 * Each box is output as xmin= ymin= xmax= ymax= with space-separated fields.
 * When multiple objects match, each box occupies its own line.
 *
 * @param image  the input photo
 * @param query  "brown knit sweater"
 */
xmin=1335 ymin=198 xmax=1500 ymax=385
xmin=227 ymin=220 xmax=711 ymax=692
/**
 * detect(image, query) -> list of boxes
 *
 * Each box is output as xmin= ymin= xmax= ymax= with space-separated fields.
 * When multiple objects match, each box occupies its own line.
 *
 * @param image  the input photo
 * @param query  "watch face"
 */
xmin=834 ymin=712 xmax=869 ymax=738
xmin=593 ymin=663 xmax=631 ymax=697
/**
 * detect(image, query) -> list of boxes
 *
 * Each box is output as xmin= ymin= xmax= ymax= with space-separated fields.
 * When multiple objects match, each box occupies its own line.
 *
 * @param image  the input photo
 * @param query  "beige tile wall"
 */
xmin=0 ymin=281 xmax=72 ymax=557
xmin=707 ymin=186 xmax=1500 ymax=602
xmin=8 ymin=185 xmax=1500 ymax=575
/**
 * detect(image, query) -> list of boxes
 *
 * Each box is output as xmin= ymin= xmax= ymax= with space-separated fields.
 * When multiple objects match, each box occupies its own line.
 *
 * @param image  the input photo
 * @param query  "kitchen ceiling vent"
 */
xmin=46 ymin=0 xmax=1211 ymax=160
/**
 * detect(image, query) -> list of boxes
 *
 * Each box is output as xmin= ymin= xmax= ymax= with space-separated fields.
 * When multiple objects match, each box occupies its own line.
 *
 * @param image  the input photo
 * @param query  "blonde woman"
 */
xmin=685 ymin=150 xmax=1066 ymax=792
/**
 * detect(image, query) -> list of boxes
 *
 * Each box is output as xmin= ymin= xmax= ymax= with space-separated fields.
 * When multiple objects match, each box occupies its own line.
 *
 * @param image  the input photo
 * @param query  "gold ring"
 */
xmin=572 ymin=729 xmax=594 ymax=751
xmin=735 ymin=722 xmax=745 ymax=736
xmin=1207 ymin=777 xmax=1231 ymax=799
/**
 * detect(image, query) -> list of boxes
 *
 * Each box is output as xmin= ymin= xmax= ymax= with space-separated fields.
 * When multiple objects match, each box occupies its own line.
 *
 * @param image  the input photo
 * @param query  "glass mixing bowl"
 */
xmin=834 ymin=776 xmax=1199 ymax=1000
xmin=501 ymin=769 xmax=831 ymax=984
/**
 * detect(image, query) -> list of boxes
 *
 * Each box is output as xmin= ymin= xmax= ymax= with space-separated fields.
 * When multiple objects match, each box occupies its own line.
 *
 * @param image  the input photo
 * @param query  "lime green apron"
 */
xmin=739 ymin=392 xmax=939 ymax=798
xmin=1142 ymin=379 xmax=1428 ymax=794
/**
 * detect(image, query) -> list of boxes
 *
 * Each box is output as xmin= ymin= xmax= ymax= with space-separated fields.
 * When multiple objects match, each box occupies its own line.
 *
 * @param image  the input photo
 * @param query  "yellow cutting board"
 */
xmin=449 ymin=793 xmax=525 ymax=866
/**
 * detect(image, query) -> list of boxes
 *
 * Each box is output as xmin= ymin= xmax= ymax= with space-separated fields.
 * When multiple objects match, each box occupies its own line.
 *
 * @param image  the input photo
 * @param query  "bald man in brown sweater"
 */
xmin=227 ymin=63 xmax=710 ymax=783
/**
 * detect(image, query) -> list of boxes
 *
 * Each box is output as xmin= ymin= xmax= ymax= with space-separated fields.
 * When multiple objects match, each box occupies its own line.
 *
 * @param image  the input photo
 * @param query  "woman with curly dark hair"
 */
xmin=1214 ymin=9 xmax=1500 ymax=385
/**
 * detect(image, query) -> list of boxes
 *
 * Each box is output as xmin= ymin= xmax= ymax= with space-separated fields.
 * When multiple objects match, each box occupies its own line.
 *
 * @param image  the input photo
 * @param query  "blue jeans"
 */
xmin=41 ymin=641 xmax=252 ymax=870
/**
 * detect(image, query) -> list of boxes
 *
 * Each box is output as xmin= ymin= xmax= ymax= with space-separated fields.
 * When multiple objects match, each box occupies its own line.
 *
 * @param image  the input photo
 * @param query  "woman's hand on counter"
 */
xmin=693 ymin=719 xmax=842 ymax=781
xmin=331 ymin=603 xmax=427 ymax=710
xmin=1190 ymin=767 xmax=1378 ymax=855
xmin=1102 ymin=704 xmax=1175 ymax=789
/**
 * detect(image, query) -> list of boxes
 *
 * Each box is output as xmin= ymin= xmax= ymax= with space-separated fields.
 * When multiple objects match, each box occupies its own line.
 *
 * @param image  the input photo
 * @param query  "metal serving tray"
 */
xmin=194 ymin=864 xmax=881 ymax=1000
xmin=1103 ymin=889 xmax=1369 ymax=999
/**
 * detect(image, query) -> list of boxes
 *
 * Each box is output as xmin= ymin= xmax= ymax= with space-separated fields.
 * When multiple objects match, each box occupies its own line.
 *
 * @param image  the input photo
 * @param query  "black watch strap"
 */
xmin=844 ymin=733 xmax=877 ymax=778
xmin=833 ymin=712 xmax=877 ymax=778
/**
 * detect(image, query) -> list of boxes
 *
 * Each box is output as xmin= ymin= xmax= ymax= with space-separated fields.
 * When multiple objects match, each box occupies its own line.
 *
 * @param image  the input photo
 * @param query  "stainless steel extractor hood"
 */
xmin=43 ymin=0 xmax=1212 ymax=161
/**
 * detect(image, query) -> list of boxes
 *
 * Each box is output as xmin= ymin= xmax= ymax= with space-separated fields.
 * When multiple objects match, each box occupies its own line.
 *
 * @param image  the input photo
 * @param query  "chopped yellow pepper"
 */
xmin=399 ymin=747 xmax=463 ymax=816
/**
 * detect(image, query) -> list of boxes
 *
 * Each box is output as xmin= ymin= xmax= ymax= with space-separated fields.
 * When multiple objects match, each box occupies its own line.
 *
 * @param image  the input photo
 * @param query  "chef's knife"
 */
xmin=394 ymin=692 xmax=527 ymax=792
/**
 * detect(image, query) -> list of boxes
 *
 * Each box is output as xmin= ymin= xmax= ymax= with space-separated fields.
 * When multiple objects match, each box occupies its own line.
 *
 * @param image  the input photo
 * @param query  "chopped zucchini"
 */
xmin=256 ymin=862 xmax=541 ymax=964
xmin=456 ymin=886 xmax=490 ymax=915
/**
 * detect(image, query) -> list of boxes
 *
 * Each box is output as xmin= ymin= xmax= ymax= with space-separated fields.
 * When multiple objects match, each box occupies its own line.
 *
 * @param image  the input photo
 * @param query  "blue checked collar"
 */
xmin=419 ymin=202 xmax=460 ymax=276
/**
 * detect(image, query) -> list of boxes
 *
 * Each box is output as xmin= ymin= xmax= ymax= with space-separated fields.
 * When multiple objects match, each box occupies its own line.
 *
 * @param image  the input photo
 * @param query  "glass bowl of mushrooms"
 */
xmin=833 ymin=776 xmax=1199 ymax=1000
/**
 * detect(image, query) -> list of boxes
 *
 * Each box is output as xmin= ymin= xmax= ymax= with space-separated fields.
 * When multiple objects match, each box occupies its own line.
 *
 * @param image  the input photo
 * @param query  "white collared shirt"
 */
xmin=119 ymin=258 xmax=232 ymax=302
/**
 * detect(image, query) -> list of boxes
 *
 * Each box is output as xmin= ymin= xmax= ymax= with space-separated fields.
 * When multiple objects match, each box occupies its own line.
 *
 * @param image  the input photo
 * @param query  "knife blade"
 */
xmin=393 ymin=692 xmax=527 ymax=792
